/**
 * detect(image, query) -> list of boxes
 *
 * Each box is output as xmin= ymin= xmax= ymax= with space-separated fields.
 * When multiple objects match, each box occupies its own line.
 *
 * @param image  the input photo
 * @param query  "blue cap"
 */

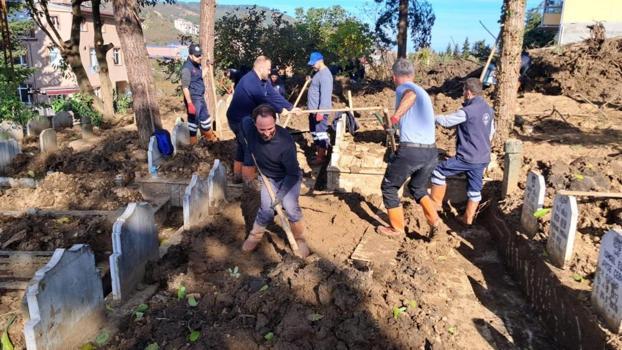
xmin=308 ymin=51 xmax=323 ymax=65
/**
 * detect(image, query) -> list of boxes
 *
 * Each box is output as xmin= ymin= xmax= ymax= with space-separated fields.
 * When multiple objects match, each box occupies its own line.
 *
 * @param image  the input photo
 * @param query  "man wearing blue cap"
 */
xmin=180 ymin=43 xmax=217 ymax=144
xmin=307 ymin=51 xmax=333 ymax=166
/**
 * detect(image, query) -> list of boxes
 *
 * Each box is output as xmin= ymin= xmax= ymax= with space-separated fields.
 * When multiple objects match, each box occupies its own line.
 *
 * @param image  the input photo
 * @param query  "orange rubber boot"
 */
xmin=376 ymin=207 xmax=405 ymax=237
xmin=420 ymin=195 xmax=441 ymax=237
xmin=430 ymin=184 xmax=446 ymax=211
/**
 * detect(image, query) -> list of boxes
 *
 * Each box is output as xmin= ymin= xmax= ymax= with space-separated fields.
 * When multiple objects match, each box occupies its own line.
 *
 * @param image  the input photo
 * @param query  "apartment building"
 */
xmin=541 ymin=0 xmax=622 ymax=44
xmin=17 ymin=1 xmax=128 ymax=105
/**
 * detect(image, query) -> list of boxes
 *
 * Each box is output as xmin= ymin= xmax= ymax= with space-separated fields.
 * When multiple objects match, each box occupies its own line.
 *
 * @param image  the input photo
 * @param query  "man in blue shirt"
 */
xmin=227 ymin=56 xmax=299 ymax=182
xmin=270 ymin=69 xmax=287 ymax=98
xmin=430 ymin=78 xmax=495 ymax=225
xmin=240 ymin=104 xmax=309 ymax=258
xmin=180 ymin=43 xmax=217 ymax=144
xmin=307 ymin=52 xmax=333 ymax=166
xmin=377 ymin=58 xmax=440 ymax=238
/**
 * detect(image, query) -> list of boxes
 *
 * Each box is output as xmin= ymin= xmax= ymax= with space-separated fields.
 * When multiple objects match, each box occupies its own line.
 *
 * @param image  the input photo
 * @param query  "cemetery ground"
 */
xmin=1 ymin=40 xmax=621 ymax=349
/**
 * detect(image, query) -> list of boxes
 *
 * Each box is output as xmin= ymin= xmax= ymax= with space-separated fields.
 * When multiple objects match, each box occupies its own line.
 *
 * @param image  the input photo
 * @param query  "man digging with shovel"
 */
xmin=240 ymin=104 xmax=310 ymax=258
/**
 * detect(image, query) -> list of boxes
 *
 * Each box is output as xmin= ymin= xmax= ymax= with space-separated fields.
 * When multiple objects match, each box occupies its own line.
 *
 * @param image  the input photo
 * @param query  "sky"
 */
xmin=183 ymin=0 xmax=542 ymax=52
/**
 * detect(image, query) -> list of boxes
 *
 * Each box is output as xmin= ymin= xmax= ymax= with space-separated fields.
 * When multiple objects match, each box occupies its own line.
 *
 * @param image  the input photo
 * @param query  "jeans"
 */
xmin=431 ymin=157 xmax=488 ymax=202
xmin=186 ymin=97 xmax=212 ymax=135
xmin=381 ymin=146 xmax=438 ymax=208
xmin=255 ymin=175 xmax=303 ymax=227
xmin=309 ymin=113 xmax=330 ymax=149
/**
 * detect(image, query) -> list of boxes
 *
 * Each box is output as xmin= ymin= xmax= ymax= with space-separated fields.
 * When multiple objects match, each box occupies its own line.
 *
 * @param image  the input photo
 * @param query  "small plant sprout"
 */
xmin=448 ymin=325 xmax=457 ymax=335
xmin=187 ymin=295 xmax=199 ymax=307
xmin=307 ymin=313 xmax=324 ymax=322
xmin=188 ymin=328 xmax=201 ymax=343
xmin=177 ymin=285 xmax=187 ymax=300
xmin=94 ymin=330 xmax=110 ymax=346
xmin=572 ymin=273 xmax=585 ymax=283
xmin=134 ymin=303 xmax=149 ymax=320
xmin=392 ymin=306 xmax=407 ymax=320
xmin=533 ymin=208 xmax=550 ymax=218
xmin=0 ymin=315 xmax=15 ymax=350
xmin=259 ymin=284 xmax=269 ymax=293
xmin=264 ymin=332 xmax=274 ymax=341
xmin=227 ymin=266 xmax=241 ymax=278
xmin=145 ymin=343 xmax=159 ymax=350
xmin=407 ymin=300 xmax=418 ymax=311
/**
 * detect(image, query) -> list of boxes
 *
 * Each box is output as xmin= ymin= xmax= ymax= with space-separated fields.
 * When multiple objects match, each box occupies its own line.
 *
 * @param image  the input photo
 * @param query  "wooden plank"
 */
xmin=351 ymin=229 xmax=401 ymax=266
xmin=558 ymin=190 xmax=622 ymax=199
xmin=0 ymin=251 xmax=54 ymax=282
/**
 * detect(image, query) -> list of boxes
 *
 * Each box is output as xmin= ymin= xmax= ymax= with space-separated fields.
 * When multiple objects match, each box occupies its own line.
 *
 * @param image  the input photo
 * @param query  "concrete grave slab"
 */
xmin=501 ymin=139 xmax=523 ymax=197
xmin=51 ymin=111 xmax=73 ymax=130
xmin=147 ymin=136 xmax=163 ymax=177
xmin=39 ymin=128 xmax=58 ymax=154
xmin=208 ymin=159 xmax=227 ymax=209
xmin=24 ymin=244 xmax=105 ymax=350
xmin=546 ymin=194 xmax=579 ymax=268
xmin=591 ymin=229 xmax=622 ymax=334
xmin=171 ymin=121 xmax=190 ymax=152
xmin=0 ymin=120 xmax=24 ymax=141
xmin=0 ymin=139 xmax=21 ymax=171
xmin=26 ymin=116 xmax=51 ymax=137
xmin=520 ymin=171 xmax=545 ymax=237
xmin=351 ymin=228 xmax=401 ymax=268
xmin=110 ymin=203 xmax=159 ymax=301
xmin=183 ymin=174 xmax=209 ymax=230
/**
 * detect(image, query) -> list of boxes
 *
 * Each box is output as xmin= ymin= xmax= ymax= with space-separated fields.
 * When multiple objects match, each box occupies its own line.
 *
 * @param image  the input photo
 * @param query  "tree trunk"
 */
xmin=493 ymin=0 xmax=526 ymax=149
xmin=200 ymin=0 xmax=217 ymax=125
xmin=112 ymin=0 xmax=162 ymax=146
xmin=91 ymin=0 xmax=114 ymax=121
xmin=397 ymin=0 xmax=409 ymax=58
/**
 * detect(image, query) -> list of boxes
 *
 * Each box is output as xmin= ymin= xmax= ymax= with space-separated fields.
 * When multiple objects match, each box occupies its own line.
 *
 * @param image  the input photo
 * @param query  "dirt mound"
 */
xmin=527 ymin=37 xmax=622 ymax=105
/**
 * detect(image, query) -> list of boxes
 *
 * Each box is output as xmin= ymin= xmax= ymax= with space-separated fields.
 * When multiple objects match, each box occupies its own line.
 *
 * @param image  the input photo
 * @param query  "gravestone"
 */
xmin=39 ymin=128 xmax=58 ymax=154
xmin=207 ymin=159 xmax=227 ymax=209
xmin=0 ymin=139 xmax=21 ymax=170
xmin=591 ymin=229 xmax=622 ymax=334
xmin=183 ymin=174 xmax=209 ymax=230
xmin=26 ymin=116 xmax=51 ymax=137
xmin=109 ymin=202 xmax=159 ymax=301
xmin=147 ymin=136 xmax=162 ymax=177
xmin=546 ymin=194 xmax=579 ymax=268
xmin=171 ymin=121 xmax=190 ymax=152
xmin=215 ymin=99 xmax=227 ymax=138
xmin=24 ymin=244 xmax=105 ymax=350
xmin=0 ymin=120 xmax=24 ymax=141
xmin=51 ymin=111 xmax=73 ymax=130
xmin=520 ymin=171 xmax=545 ymax=237
xmin=502 ymin=139 xmax=523 ymax=197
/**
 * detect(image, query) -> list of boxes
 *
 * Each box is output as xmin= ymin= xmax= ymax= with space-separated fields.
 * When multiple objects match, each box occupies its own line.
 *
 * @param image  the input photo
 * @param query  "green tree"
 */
xmin=374 ymin=0 xmax=435 ymax=57
xmin=461 ymin=37 xmax=470 ymax=58
xmin=471 ymin=40 xmax=491 ymax=61
xmin=453 ymin=43 xmax=460 ymax=57
xmin=444 ymin=42 xmax=452 ymax=56
xmin=523 ymin=7 xmax=556 ymax=48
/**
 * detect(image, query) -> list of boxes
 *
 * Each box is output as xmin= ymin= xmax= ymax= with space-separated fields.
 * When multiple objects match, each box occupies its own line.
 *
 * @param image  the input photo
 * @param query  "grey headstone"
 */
xmin=26 ymin=116 xmax=51 ymax=137
xmin=109 ymin=202 xmax=159 ymax=301
xmin=216 ymin=99 xmax=227 ymax=133
xmin=147 ymin=136 xmax=162 ymax=177
xmin=546 ymin=195 xmax=579 ymax=268
xmin=183 ymin=174 xmax=209 ymax=230
xmin=591 ymin=229 xmax=622 ymax=334
xmin=0 ymin=120 xmax=24 ymax=141
xmin=0 ymin=139 xmax=21 ymax=170
xmin=24 ymin=244 xmax=105 ymax=350
xmin=52 ymin=111 xmax=74 ymax=130
xmin=502 ymin=139 xmax=523 ymax=197
xmin=208 ymin=159 xmax=227 ymax=208
xmin=171 ymin=121 xmax=190 ymax=152
xmin=39 ymin=128 xmax=58 ymax=154
xmin=520 ymin=171 xmax=545 ymax=237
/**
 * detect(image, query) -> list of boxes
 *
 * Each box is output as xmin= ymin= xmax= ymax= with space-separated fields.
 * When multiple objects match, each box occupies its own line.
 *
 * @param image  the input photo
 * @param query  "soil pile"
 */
xmin=527 ymin=37 xmax=622 ymax=105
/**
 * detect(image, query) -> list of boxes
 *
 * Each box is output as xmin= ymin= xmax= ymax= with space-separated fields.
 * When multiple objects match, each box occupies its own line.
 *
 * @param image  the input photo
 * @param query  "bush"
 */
xmin=113 ymin=90 xmax=133 ymax=114
xmin=51 ymin=94 xmax=102 ymax=127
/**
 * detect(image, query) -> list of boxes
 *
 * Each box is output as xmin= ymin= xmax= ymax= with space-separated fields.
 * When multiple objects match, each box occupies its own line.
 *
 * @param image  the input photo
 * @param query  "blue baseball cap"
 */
xmin=308 ymin=51 xmax=323 ymax=65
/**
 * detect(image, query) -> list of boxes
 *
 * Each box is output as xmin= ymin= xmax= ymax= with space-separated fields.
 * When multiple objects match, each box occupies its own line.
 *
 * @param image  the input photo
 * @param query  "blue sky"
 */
xmin=185 ymin=0 xmax=542 ymax=52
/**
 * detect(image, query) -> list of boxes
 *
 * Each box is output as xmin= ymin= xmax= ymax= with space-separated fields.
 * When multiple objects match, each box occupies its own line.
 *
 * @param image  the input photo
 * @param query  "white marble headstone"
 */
xmin=520 ymin=171 xmax=545 ymax=237
xmin=39 ymin=128 xmax=58 ymax=154
xmin=546 ymin=194 xmax=579 ymax=268
xmin=591 ymin=229 xmax=622 ymax=334
xmin=208 ymin=159 xmax=227 ymax=209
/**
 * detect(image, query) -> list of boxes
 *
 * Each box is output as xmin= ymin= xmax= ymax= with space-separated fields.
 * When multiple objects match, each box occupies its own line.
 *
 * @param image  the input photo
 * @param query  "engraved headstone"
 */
xmin=0 ymin=120 xmax=24 ymax=141
xmin=546 ymin=194 xmax=579 ymax=268
xmin=147 ymin=136 xmax=162 ymax=177
xmin=183 ymin=174 xmax=209 ymax=230
xmin=591 ymin=229 xmax=622 ymax=333
xmin=208 ymin=159 xmax=227 ymax=208
xmin=39 ymin=128 xmax=58 ymax=154
xmin=520 ymin=171 xmax=545 ymax=237
xmin=215 ymin=99 xmax=227 ymax=136
xmin=109 ymin=202 xmax=159 ymax=301
xmin=26 ymin=116 xmax=51 ymax=137
xmin=52 ymin=110 xmax=74 ymax=129
xmin=171 ymin=121 xmax=190 ymax=152
xmin=0 ymin=139 xmax=21 ymax=170
xmin=24 ymin=244 xmax=105 ymax=350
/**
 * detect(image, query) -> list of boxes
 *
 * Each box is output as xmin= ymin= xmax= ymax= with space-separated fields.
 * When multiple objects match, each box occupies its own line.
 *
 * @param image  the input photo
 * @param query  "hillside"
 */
xmin=141 ymin=2 xmax=292 ymax=45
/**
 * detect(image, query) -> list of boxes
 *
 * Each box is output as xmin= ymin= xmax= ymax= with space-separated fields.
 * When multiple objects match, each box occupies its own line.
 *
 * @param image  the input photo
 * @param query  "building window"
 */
xmin=50 ymin=16 xmax=59 ymax=28
xmin=14 ymin=52 xmax=28 ymax=66
xmin=89 ymin=48 xmax=99 ymax=73
xmin=544 ymin=0 xmax=563 ymax=13
xmin=80 ymin=19 xmax=87 ymax=32
xmin=18 ymin=84 xmax=32 ymax=104
xmin=49 ymin=47 xmax=62 ymax=67
xmin=112 ymin=48 xmax=121 ymax=65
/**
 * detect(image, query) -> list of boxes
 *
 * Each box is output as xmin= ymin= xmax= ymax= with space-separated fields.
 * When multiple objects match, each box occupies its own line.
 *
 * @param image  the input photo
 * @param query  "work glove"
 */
xmin=315 ymin=113 xmax=324 ymax=122
xmin=187 ymin=102 xmax=196 ymax=115
xmin=390 ymin=115 xmax=400 ymax=126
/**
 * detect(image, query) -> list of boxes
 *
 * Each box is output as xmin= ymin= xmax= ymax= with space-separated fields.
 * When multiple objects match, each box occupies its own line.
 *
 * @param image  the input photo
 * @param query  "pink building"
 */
xmin=18 ymin=1 xmax=129 ymax=105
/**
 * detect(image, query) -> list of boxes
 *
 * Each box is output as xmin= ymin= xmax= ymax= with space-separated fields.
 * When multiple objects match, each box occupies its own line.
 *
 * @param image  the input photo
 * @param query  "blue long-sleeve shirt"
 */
xmin=227 ymin=70 xmax=293 ymax=125
xmin=307 ymin=67 xmax=333 ymax=110
xmin=241 ymin=117 xmax=301 ymax=200
xmin=436 ymin=109 xmax=495 ymax=141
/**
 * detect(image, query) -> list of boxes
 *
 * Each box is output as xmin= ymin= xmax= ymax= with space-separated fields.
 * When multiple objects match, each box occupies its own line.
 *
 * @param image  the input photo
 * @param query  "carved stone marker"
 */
xmin=52 ymin=111 xmax=73 ymax=130
xmin=26 ymin=116 xmax=51 ymax=137
xmin=546 ymin=194 xmax=579 ymax=268
xmin=39 ymin=128 xmax=58 ymax=154
xmin=147 ymin=136 xmax=162 ymax=177
xmin=502 ymin=139 xmax=523 ymax=197
xmin=591 ymin=229 xmax=622 ymax=334
xmin=183 ymin=174 xmax=209 ymax=230
xmin=520 ymin=171 xmax=545 ymax=237
xmin=109 ymin=202 xmax=159 ymax=301
xmin=24 ymin=244 xmax=105 ymax=350
xmin=0 ymin=139 xmax=21 ymax=171
xmin=171 ymin=121 xmax=190 ymax=152
xmin=208 ymin=159 xmax=227 ymax=209
xmin=0 ymin=120 xmax=24 ymax=141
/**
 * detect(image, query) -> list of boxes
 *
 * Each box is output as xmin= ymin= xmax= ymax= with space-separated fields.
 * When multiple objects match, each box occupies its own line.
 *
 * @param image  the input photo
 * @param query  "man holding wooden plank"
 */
xmin=307 ymin=51 xmax=333 ymax=166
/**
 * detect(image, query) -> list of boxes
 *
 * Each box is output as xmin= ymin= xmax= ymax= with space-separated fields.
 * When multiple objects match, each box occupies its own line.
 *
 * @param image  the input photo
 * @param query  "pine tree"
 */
xmin=453 ymin=43 xmax=460 ymax=57
xmin=444 ymin=42 xmax=452 ymax=56
xmin=461 ymin=37 xmax=470 ymax=58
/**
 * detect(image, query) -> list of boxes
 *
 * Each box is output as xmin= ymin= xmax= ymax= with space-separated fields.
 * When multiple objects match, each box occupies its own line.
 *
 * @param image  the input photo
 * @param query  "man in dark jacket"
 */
xmin=270 ymin=69 xmax=287 ymax=98
xmin=430 ymin=78 xmax=495 ymax=225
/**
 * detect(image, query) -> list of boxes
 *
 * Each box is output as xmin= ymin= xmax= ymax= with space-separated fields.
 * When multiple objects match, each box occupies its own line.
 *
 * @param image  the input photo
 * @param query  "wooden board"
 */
xmin=351 ymin=229 xmax=401 ymax=267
